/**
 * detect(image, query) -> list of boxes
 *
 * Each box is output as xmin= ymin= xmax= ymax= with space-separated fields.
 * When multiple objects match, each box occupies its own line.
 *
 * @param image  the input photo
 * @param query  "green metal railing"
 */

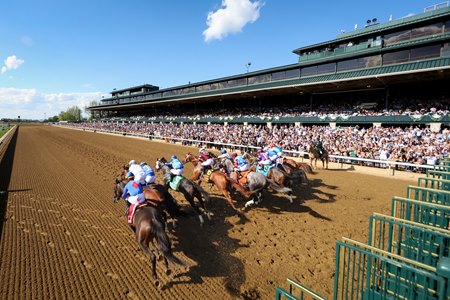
xmin=391 ymin=196 xmax=450 ymax=229
xmin=427 ymin=170 xmax=450 ymax=180
xmin=368 ymin=213 xmax=450 ymax=267
xmin=334 ymin=238 xmax=448 ymax=300
xmin=275 ymin=278 xmax=326 ymax=300
xmin=406 ymin=185 xmax=450 ymax=206
xmin=418 ymin=177 xmax=450 ymax=191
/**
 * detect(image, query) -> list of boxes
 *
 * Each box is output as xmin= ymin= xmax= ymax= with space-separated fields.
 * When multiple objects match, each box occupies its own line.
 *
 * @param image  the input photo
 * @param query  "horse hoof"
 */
xmin=165 ymin=269 xmax=172 ymax=276
xmin=154 ymin=279 xmax=161 ymax=288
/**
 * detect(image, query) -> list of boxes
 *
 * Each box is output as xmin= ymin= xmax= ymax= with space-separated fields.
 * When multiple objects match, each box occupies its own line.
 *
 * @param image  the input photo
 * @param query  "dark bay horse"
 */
xmin=113 ymin=183 xmax=185 ymax=287
xmin=183 ymin=152 xmax=253 ymax=210
xmin=155 ymin=157 xmax=211 ymax=226
xmin=308 ymin=142 xmax=329 ymax=169
xmin=114 ymin=179 xmax=185 ymax=227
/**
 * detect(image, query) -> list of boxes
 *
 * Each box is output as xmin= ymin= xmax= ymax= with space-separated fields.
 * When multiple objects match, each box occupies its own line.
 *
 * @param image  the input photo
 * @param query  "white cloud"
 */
xmin=203 ymin=0 xmax=263 ymax=42
xmin=1 ymin=55 xmax=25 ymax=74
xmin=0 ymin=88 xmax=105 ymax=120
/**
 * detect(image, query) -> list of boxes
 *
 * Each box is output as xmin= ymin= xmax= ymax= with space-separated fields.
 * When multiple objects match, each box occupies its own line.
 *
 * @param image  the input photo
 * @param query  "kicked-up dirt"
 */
xmin=0 ymin=125 xmax=417 ymax=299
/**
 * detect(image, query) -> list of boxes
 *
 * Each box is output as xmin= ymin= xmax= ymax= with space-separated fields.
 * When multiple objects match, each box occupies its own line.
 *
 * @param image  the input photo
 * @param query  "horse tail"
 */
xmin=152 ymin=214 xmax=185 ymax=266
xmin=225 ymin=176 xmax=252 ymax=199
xmin=266 ymin=177 xmax=292 ymax=195
xmin=192 ymin=181 xmax=210 ymax=205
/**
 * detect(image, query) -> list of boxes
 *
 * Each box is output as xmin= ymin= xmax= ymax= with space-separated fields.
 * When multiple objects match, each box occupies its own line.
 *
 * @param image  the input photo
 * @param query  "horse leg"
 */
xmin=181 ymin=191 xmax=205 ymax=226
xmin=136 ymin=232 xmax=160 ymax=287
xmin=221 ymin=188 xmax=237 ymax=210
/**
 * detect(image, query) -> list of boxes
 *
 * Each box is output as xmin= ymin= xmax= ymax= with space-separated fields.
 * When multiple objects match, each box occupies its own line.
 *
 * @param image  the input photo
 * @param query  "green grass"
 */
xmin=0 ymin=126 xmax=11 ymax=138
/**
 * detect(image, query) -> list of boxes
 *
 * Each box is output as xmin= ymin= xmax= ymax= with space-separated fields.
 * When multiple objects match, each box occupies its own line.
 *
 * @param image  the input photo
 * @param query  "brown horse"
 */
xmin=308 ymin=142 xmax=329 ymax=169
xmin=113 ymin=181 xmax=185 ymax=287
xmin=183 ymin=152 xmax=252 ymax=210
xmin=283 ymin=157 xmax=315 ymax=175
xmin=114 ymin=179 xmax=185 ymax=227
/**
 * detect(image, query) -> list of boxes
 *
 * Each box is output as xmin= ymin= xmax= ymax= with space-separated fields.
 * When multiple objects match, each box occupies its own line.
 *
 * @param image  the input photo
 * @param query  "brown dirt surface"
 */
xmin=0 ymin=125 xmax=418 ymax=300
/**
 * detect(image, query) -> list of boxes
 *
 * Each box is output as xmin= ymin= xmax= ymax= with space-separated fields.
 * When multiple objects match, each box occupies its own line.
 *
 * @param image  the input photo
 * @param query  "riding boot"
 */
xmin=124 ymin=201 xmax=131 ymax=216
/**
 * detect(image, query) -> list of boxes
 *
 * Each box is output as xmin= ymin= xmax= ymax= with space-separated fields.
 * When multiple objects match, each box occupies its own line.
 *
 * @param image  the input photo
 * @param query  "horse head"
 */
xmin=183 ymin=152 xmax=197 ymax=164
xmin=155 ymin=157 xmax=168 ymax=171
xmin=113 ymin=178 xmax=125 ymax=203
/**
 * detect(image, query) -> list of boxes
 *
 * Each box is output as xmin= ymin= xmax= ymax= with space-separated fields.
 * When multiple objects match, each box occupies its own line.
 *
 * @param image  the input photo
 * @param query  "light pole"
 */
xmin=245 ymin=62 xmax=251 ymax=73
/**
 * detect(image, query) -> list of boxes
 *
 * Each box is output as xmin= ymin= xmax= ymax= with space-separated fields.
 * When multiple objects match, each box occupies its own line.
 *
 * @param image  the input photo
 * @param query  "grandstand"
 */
xmin=88 ymin=3 xmax=450 ymax=129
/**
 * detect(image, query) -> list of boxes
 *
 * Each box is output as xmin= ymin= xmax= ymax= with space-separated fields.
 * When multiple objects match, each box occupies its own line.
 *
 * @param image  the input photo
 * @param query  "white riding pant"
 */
xmin=145 ymin=175 xmax=156 ymax=184
xmin=170 ymin=168 xmax=184 ymax=176
xmin=127 ymin=193 xmax=145 ymax=205
xmin=201 ymin=159 xmax=214 ymax=167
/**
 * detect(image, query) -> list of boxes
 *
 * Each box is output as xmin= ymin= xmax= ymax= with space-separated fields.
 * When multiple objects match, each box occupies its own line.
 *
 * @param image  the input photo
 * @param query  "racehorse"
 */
xmin=113 ymin=178 xmax=185 ymax=227
xmin=155 ymin=157 xmax=211 ymax=226
xmin=283 ymin=157 xmax=315 ymax=175
xmin=308 ymin=142 xmax=329 ymax=169
xmin=113 ymin=182 xmax=185 ymax=287
xmin=183 ymin=152 xmax=253 ymax=210
xmin=218 ymin=152 xmax=294 ymax=206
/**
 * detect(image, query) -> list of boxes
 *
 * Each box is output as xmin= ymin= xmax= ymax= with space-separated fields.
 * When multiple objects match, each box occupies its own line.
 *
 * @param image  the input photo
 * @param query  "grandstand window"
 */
xmin=301 ymin=65 xmax=317 ymax=76
xmin=384 ymin=30 xmax=411 ymax=46
xmin=285 ymin=68 xmax=300 ymax=79
xmin=337 ymin=58 xmax=358 ymax=72
xmin=445 ymin=20 xmax=450 ymax=33
xmin=316 ymin=62 xmax=335 ymax=75
xmin=383 ymin=49 xmax=409 ymax=65
xmin=247 ymin=74 xmax=271 ymax=84
xmin=272 ymin=70 xmax=286 ymax=81
xmin=411 ymin=22 xmax=442 ymax=39
xmin=442 ymin=43 xmax=450 ymax=57
xmin=211 ymin=82 xmax=219 ymax=90
xmin=410 ymin=44 xmax=441 ymax=60
xmin=360 ymin=55 xmax=382 ymax=68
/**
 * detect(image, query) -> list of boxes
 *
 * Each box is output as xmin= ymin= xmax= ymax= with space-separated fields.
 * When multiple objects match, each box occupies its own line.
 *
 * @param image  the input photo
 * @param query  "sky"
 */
xmin=0 ymin=0 xmax=445 ymax=120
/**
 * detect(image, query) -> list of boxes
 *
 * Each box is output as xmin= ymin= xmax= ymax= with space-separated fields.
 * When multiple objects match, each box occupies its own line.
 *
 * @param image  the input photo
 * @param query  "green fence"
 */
xmin=368 ymin=213 xmax=450 ymax=268
xmin=418 ymin=177 xmax=450 ymax=191
xmin=427 ymin=170 xmax=450 ymax=180
xmin=334 ymin=238 xmax=449 ymax=300
xmin=391 ymin=196 xmax=450 ymax=229
xmin=275 ymin=278 xmax=326 ymax=300
xmin=406 ymin=185 xmax=450 ymax=206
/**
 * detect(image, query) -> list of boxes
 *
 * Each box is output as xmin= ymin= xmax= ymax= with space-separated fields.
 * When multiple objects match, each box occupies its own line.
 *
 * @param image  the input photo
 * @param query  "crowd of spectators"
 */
xmin=101 ymin=94 xmax=449 ymax=122
xmin=70 ymin=121 xmax=449 ymax=169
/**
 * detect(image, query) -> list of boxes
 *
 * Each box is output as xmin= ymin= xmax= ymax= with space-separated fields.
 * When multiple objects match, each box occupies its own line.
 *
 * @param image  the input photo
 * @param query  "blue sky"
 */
xmin=0 ymin=0 xmax=443 ymax=119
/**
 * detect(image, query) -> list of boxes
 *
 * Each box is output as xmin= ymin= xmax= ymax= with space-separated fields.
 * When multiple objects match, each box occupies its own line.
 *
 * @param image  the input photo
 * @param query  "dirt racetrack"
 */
xmin=0 ymin=125 xmax=418 ymax=300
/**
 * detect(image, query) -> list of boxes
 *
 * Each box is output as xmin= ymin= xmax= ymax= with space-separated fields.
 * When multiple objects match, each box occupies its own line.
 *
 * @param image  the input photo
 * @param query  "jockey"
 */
xmin=122 ymin=171 xmax=146 ymax=224
xmin=165 ymin=155 xmax=184 ymax=177
xmin=257 ymin=148 xmax=271 ymax=165
xmin=199 ymin=148 xmax=214 ymax=170
xmin=140 ymin=161 xmax=156 ymax=185
xmin=129 ymin=160 xmax=146 ymax=186
xmin=234 ymin=154 xmax=249 ymax=174
xmin=218 ymin=149 xmax=232 ymax=160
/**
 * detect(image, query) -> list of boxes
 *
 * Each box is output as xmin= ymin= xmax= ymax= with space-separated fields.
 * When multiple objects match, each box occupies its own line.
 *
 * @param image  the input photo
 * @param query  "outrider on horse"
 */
xmin=308 ymin=141 xmax=329 ymax=169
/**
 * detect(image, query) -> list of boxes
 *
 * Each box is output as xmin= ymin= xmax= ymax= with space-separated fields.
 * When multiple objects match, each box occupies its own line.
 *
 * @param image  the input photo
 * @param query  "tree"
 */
xmin=84 ymin=100 xmax=100 ymax=120
xmin=59 ymin=106 xmax=81 ymax=122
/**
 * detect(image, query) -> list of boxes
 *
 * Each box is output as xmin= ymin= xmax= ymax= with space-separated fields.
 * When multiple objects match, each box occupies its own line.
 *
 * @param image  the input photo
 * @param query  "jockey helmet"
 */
xmin=231 ymin=152 xmax=237 ymax=158
xmin=126 ymin=172 xmax=134 ymax=179
xmin=263 ymin=147 xmax=268 ymax=151
xmin=269 ymin=143 xmax=275 ymax=147
xmin=257 ymin=148 xmax=262 ymax=153
xmin=129 ymin=160 xmax=136 ymax=165
xmin=199 ymin=148 xmax=206 ymax=153
xmin=221 ymin=149 xmax=227 ymax=154
xmin=140 ymin=161 xmax=147 ymax=166
xmin=171 ymin=155 xmax=177 ymax=160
